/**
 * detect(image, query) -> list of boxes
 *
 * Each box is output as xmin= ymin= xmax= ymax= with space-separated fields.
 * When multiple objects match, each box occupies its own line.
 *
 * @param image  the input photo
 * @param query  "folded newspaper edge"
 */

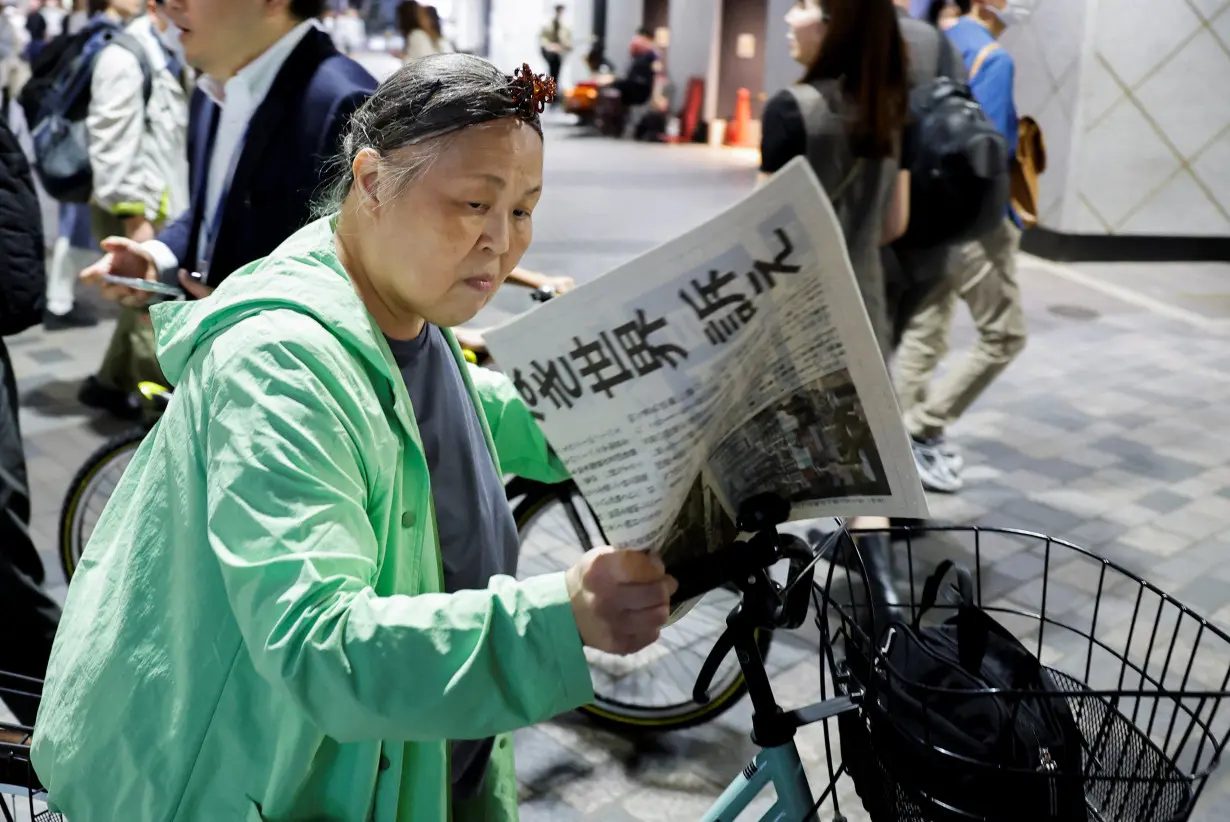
xmin=486 ymin=156 xmax=930 ymax=616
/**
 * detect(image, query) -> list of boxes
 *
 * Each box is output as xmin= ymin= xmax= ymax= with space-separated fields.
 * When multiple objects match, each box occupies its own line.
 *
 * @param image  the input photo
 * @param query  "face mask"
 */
xmin=155 ymin=14 xmax=185 ymax=64
xmin=989 ymin=0 xmax=1035 ymax=27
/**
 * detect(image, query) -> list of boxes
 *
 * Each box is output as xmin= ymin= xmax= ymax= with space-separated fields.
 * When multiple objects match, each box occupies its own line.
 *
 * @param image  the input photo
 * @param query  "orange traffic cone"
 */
xmin=726 ymin=88 xmax=751 ymax=147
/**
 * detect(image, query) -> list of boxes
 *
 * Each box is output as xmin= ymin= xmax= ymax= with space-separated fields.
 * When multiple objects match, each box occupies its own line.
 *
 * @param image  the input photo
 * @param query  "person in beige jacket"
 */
xmin=76 ymin=0 xmax=190 ymax=418
xmin=539 ymin=3 xmax=571 ymax=86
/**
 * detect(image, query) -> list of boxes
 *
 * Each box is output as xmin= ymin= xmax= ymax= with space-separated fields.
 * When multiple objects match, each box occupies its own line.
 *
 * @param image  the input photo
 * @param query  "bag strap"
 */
xmin=786 ymin=82 xmax=863 ymax=207
xmin=48 ymin=24 xmax=153 ymax=120
xmin=108 ymin=31 xmax=154 ymax=108
xmin=969 ymin=42 xmax=1001 ymax=82
xmin=936 ymin=35 xmax=962 ymax=82
xmin=913 ymin=559 xmax=975 ymax=625
xmin=913 ymin=560 xmax=989 ymax=672
xmin=828 ymin=159 xmax=862 ymax=204
xmin=41 ymin=25 xmax=113 ymax=117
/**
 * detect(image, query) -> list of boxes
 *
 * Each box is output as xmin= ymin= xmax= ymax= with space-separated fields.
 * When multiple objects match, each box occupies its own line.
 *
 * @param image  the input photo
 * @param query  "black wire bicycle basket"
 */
xmin=813 ymin=525 xmax=1230 ymax=822
xmin=0 ymin=671 xmax=61 ymax=822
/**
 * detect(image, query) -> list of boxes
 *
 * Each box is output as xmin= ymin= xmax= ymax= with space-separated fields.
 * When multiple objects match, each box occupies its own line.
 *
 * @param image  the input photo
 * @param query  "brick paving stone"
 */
xmin=1121 ymin=525 xmax=1196 ymax=558
xmin=1177 ymin=575 xmax=1230 ymax=617
xmin=1097 ymin=540 xmax=1168 ymax=577
xmin=1101 ymin=503 xmax=1165 ymax=530
xmin=1136 ymin=488 xmax=1198 ymax=515
xmin=1158 ymin=509 xmax=1227 ymax=543
xmin=1066 ymin=517 xmax=1132 ymax=549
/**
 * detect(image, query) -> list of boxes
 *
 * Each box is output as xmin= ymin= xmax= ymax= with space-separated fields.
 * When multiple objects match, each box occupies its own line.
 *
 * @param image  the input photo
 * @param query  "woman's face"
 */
xmin=938 ymin=1 xmax=961 ymax=27
xmin=785 ymin=0 xmax=825 ymax=67
xmin=355 ymin=119 xmax=544 ymax=333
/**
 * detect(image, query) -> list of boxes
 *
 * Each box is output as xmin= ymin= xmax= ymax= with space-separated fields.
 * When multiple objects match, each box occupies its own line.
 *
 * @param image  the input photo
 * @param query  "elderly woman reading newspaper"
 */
xmin=32 ymin=54 xmax=676 ymax=822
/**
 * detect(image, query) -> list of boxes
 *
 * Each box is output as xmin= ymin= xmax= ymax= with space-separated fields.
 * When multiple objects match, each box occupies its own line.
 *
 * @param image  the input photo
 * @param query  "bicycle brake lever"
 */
xmin=778 ymin=536 xmax=817 ymax=630
xmin=693 ymin=625 xmax=737 ymax=705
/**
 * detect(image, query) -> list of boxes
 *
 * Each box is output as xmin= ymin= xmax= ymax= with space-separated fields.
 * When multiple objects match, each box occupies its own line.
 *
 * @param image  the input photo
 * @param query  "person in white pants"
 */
xmin=44 ymin=203 xmax=101 ymax=329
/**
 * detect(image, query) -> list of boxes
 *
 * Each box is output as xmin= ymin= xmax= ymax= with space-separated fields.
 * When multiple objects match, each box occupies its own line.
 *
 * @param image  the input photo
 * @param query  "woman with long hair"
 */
xmin=400 ymin=0 xmax=452 ymax=62
xmin=759 ymin=0 xmax=911 ymax=622
xmin=760 ymin=0 xmax=910 ymax=356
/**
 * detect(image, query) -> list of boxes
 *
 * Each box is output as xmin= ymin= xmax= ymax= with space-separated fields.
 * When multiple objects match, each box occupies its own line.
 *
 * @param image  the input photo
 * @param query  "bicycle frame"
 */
xmin=701 ymin=743 xmax=814 ymax=822
xmin=689 ymin=507 xmax=860 ymax=822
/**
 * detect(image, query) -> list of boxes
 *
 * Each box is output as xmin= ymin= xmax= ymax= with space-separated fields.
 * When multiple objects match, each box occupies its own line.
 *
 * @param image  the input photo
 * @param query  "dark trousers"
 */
xmin=92 ymin=207 xmax=166 ymax=394
xmin=0 ymin=338 xmax=61 ymax=727
xmin=882 ymin=243 xmax=951 ymax=350
xmin=543 ymin=51 xmax=562 ymax=86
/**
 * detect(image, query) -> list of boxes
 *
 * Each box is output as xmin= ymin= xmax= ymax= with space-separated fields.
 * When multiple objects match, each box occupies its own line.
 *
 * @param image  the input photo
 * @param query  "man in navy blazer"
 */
xmin=80 ymin=0 xmax=376 ymax=414
xmin=153 ymin=24 xmax=377 ymax=290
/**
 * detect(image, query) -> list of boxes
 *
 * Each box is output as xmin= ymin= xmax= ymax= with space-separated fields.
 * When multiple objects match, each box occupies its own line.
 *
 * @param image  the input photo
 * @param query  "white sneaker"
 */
xmin=935 ymin=437 xmax=964 ymax=473
xmin=912 ymin=437 xmax=963 ymax=494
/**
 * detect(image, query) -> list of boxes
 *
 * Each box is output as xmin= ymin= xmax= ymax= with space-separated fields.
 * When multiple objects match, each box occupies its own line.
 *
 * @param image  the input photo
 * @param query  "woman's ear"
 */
xmin=352 ymin=148 xmax=383 ymax=207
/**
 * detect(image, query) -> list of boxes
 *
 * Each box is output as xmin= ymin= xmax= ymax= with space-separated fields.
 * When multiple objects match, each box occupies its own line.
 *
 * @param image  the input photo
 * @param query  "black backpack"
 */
xmin=845 ymin=561 xmax=1089 ymax=822
xmin=896 ymin=43 xmax=1011 ymax=250
xmin=19 ymin=20 xmax=152 ymax=203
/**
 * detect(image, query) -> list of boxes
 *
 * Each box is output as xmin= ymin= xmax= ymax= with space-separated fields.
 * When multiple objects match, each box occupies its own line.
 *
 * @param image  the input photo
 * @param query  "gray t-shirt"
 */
xmin=385 ymin=325 xmax=520 ymax=800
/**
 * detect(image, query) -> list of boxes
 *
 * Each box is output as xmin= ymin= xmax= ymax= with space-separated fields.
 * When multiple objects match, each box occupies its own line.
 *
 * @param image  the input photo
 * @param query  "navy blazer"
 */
xmin=157 ymin=27 xmax=377 ymax=287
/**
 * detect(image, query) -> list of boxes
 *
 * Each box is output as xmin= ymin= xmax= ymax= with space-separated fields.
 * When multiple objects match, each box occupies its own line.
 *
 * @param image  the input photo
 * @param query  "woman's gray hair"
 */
xmin=317 ymin=54 xmax=546 ymax=214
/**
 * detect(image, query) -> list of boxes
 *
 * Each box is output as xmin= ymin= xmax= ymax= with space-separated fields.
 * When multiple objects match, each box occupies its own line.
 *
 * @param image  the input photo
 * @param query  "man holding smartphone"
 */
xmin=79 ymin=0 xmax=378 ymax=313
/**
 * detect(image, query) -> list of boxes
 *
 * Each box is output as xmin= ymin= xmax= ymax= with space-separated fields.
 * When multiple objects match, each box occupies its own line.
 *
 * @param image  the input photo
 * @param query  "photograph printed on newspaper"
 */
xmin=483 ymin=156 xmax=929 ymax=588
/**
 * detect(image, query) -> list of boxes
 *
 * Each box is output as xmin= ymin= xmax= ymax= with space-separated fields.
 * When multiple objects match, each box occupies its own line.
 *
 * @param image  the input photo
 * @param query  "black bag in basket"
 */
xmin=852 ymin=561 xmax=1088 ymax=822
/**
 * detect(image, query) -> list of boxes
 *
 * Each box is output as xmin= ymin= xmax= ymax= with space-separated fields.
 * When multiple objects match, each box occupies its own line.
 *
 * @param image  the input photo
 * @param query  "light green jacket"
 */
xmin=31 ymin=217 xmax=595 ymax=822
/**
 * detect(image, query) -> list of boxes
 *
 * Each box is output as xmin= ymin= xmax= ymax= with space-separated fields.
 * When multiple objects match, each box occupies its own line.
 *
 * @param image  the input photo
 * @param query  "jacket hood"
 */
xmin=151 ymin=216 xmax=393 ymax=386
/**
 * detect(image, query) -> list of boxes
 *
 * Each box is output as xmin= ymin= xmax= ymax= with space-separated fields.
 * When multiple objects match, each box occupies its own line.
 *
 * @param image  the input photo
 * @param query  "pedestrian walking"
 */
xmin=893 ymin=0 xmax=1031 ymax=493
xmin=70 ymin=0 xmax=192 ymax=417
xmin=539 ymin=3 xmax=571 ymax=85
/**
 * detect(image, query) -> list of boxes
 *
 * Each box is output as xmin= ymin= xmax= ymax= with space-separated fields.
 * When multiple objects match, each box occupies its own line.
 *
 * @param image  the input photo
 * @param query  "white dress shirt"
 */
xmin=145 ymin=19 xmax=318 ymax=282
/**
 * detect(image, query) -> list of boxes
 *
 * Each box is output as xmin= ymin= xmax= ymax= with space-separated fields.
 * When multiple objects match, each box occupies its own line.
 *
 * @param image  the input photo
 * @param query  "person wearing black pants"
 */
xmin=539 ymin=3 xmax=571 ymax=89
xmin=0 ymin=116 xmax=61 ymax=729
xmin=0 ymin=343 xmax=61 ymax=728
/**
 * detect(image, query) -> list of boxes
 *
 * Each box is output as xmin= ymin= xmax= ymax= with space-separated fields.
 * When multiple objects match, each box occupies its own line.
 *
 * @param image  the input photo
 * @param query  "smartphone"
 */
xmin=101 ymin=274 xmax=185 ymax=299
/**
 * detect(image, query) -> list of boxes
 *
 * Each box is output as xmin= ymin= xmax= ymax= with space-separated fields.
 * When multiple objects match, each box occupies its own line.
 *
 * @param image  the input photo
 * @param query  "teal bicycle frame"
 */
xmin=699 ymin=693 xmax=857 ymax=822
xmin=701 ymin=743 xmax=815 ymax=822
xmin=672 ymin=507 xmax=860 ymax=822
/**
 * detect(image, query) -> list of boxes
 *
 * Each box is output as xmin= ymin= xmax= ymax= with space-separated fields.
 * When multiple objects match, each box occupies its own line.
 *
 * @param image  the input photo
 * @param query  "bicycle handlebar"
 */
xmin=669 ymin=518 xmax=848 ymax=706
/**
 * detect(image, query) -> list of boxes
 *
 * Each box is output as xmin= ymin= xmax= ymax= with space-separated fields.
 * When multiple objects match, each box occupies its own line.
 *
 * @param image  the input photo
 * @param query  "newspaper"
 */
xmin=485 ymin=155 xmax=930 ymax=578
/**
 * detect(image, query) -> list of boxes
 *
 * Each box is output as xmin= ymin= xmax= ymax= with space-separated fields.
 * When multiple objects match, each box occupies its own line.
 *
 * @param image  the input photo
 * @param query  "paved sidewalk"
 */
xmin=6 ymin=126 xmax=1230 ymax=820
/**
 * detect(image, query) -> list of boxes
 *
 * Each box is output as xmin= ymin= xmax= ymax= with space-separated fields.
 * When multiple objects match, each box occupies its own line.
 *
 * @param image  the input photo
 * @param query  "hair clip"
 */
xmin=509 ymin=63 xmax=557 ymax=119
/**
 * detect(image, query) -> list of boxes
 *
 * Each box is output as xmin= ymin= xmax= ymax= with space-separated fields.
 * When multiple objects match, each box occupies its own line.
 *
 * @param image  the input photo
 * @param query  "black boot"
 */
xmin=78 ymin=375 xmax=141 ymax=421
xmin=848 ymin=532 xmax=902 ymax=643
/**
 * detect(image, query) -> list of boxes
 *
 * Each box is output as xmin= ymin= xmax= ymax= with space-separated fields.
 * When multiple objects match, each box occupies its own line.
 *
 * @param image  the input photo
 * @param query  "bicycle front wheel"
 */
xmin=58 ymin=428 xmax=146 ymax=582
xmin=511 ymin=479 xmax=771 ymax=732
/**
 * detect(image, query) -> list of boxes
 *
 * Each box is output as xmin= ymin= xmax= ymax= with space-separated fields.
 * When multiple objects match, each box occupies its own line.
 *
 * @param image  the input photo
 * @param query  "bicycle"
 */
xmin=57 ymin=380 xmax=170 ymax=582
xmin=10 ymin=496 xmax=1230 ymax=820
